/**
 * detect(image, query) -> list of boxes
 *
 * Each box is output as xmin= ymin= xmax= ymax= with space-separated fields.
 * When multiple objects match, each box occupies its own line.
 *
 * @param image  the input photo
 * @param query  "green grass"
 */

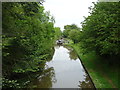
xmin=71 ymin=44 xmax=118 ymax=88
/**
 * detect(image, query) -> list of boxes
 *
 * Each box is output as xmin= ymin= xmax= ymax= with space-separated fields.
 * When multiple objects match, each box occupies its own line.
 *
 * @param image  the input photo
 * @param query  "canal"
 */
xmin=29 ymin=45 xmax=95 ymax=88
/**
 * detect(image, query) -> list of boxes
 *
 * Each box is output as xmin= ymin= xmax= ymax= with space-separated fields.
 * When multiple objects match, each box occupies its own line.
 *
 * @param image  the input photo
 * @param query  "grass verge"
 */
xmin=70 ymin=44 xmax=118 ymax=88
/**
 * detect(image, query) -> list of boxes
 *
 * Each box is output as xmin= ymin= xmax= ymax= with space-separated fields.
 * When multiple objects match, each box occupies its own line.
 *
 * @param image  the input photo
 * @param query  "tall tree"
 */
xmin=63 ymin=24 xmax=80 ymax=38
xmin=2 ymin=2 xmax=56 ymax=88
xmin=81 ymin=2 xmax=120 ymax=57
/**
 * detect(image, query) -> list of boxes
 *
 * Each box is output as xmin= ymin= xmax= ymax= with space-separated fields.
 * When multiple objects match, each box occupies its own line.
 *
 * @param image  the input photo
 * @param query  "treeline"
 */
xmin=63 ymin=3 xmax=119 ymax=87
xmin=2 ymin=2 xmax=61 ymax=88
xmin=63 ymin=2 xmax=120 ymax=59
xmin=63 ymin=24 xmax=82 ymax=43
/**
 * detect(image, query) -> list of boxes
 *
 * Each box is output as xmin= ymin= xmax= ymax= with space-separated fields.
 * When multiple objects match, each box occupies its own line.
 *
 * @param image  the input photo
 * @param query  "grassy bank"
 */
xmin=70 ymin=44 xmax=118 ymax=88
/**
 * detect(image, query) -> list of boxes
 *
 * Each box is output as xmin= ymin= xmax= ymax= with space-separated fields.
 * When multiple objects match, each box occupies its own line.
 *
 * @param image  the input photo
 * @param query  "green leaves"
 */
xmin=63 ymin=24 xmax=82 ymax=43
xmin=2 ymin=2 xmax=56 ymax=88
xmin=81 ymin=2 xmax=120 ymax=56
xmin=68 ymin=29 xmax=81 ymax=43
xmin=2 ymin=78 xmax=20 ymax=88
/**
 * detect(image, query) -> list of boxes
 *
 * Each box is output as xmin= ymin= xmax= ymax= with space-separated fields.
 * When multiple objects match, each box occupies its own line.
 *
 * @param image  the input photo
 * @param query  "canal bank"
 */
xmin=71 ymin=44 xmax=118 ymax=88
xmin=67 ymin=44 xmax=96 ymax=89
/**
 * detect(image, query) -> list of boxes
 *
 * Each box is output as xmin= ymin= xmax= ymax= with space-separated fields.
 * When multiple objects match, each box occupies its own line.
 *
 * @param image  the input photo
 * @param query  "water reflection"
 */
xmin=78 ymin=74 xmax=94 ymax=88
xmin=68 ymin=48 xmax=78 ymax=60
xmin=46 ymin=45 xmax=94 ymax=88
xmin=59 ymin=45 xmax=78 ymax=60
xmin=28 ymin=67 xmax=56 ymax=88
xmin=30 ymin=45 xmax=94 ymax=88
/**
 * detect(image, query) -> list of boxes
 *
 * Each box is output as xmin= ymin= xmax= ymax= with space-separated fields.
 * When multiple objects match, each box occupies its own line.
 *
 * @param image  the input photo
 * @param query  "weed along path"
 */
xmin=31 ymin=45 xmax=95 ymax=88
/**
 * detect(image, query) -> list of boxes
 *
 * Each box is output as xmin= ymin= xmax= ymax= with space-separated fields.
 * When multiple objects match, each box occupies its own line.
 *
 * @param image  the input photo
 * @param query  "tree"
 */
xmin=64 ymin=24 xmax=80 ymax=30
xmin=54 ymin=27 xmax=62 ymax=40
xmin=2 ymin=2 xmax=56 ymax=88
xmin=68 ymin=29 xmax=81 ymax=43
xmin=63 ymin=24 xmax=80 ymax=38
xmin=81 ymin=2 xmax=120 ymax=57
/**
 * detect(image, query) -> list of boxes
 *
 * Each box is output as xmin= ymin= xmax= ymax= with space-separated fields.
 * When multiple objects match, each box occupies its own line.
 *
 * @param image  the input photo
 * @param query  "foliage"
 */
xmin=63 ymin=24 xmax=81 ymax=43
xmin=63 ymin=29 xmax=71 ymax=38
xmin=64 ymin=24 xmax=80 ymax=30
xmin=68 ymin=29 xmax=81 ymax=43
xmin=54 ymin=27 xmax=62 ymax=40
xmin=2 ymin=2 xmax=57 ymax=88
xmin=81 ymin=2 xmax=120 ymax=57
xmin=62 ymin=2 xmax=119 ymax=88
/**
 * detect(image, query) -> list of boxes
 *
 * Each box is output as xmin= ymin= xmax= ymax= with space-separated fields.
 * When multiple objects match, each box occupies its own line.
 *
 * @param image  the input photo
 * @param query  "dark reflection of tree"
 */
xmin=64 ymin=45 xmax=78 ymax=60
xmin=69 ymin=49 xmax=78 ymax=60
xmin=28 ymin=67 xmax=56 ymax=88
xmin=78 ymin=74 xmax=94 ymax=88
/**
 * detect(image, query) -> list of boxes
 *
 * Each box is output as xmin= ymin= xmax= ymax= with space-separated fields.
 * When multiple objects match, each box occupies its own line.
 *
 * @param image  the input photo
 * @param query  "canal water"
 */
xmin=30 ymin=45 xmax=94 ymax=88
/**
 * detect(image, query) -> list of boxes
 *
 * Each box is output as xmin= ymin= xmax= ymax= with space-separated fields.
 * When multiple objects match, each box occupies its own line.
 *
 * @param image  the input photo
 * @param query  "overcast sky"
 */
xmin=43 ymin=0 xmax=98 ymax=31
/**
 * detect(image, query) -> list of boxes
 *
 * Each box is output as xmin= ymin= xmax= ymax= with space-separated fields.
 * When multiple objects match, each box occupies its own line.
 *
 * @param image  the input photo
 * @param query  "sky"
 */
xmin=43 ymin=0 xmax=98 ymax=31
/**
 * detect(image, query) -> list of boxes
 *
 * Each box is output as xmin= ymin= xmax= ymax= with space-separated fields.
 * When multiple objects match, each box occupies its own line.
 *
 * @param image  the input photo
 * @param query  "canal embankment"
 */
xmin=69 ymin=43 xmax=118 ymax=88
xmin=64 ymin=44 xmax=96 ymax=89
